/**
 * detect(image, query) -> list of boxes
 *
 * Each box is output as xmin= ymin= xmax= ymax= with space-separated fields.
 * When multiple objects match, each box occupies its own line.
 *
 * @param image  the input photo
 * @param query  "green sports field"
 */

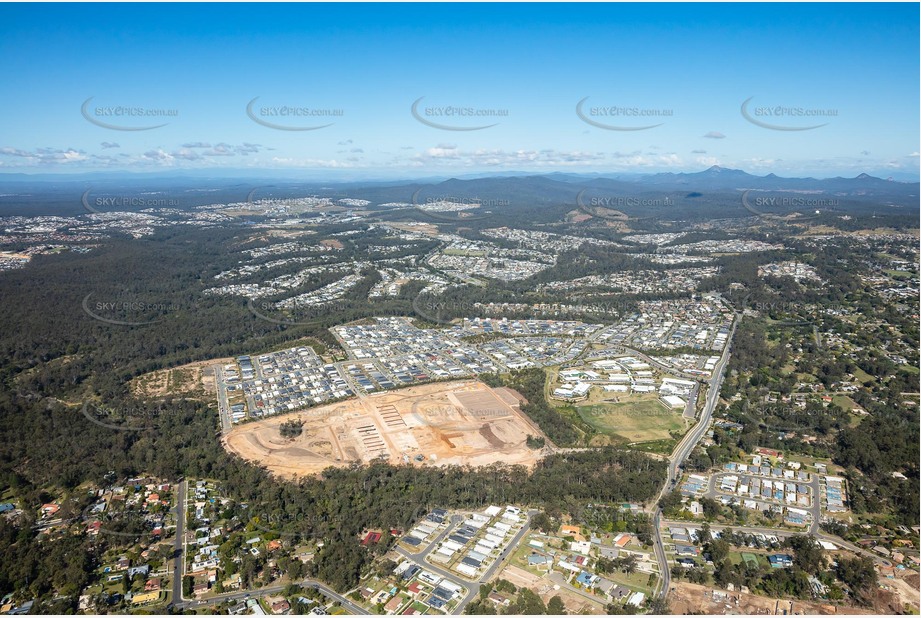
xmin=576 ymin=398 xmax=685 ymax=443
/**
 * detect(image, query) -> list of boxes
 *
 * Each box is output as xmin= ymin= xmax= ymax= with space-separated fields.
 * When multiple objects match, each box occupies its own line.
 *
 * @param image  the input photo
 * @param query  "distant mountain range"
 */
xmin=0 ymin=166 xmax=917 ymax=219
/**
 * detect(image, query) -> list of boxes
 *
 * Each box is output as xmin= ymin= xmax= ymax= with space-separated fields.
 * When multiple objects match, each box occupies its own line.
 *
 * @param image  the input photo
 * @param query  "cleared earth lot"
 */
xmin=223 ymin=380 xmax=547 ymax=478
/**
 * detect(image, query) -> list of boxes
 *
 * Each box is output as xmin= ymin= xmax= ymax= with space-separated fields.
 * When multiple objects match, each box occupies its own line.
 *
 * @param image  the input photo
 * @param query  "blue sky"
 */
xmin=0 ymin=3 xmax=918 ymax=179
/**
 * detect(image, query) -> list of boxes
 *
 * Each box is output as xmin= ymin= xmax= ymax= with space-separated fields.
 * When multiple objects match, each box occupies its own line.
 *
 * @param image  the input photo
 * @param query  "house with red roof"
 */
xmin=406 ymin=583 xmax=422 ymax=598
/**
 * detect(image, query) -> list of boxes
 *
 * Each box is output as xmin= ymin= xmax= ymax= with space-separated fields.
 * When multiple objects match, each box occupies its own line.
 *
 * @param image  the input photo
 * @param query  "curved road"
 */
xmin=173 ymin=578 xmax=365 ymax=613
xmin=651 ymin=312 xmax=738 ymax=600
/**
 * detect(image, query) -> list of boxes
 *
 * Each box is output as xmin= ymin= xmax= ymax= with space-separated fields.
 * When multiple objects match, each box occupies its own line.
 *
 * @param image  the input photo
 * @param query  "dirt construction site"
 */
xmin=669 ymin=582 xmax=881 ymax=615
xmin=223 ymin=380 xmax=549 ymax=478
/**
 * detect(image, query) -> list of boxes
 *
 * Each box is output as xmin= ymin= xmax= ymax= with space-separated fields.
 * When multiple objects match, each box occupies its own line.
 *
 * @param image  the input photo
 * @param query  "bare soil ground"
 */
xmin=499 ymin=565 xmax=606 ymax=615
xmin=385 ymin=222 xmax=440 ymax=237
xmin=223 ymin=380 xmax=548 ymax=479
xmin=130 ymin=357 xmax=235 ymax=399
xmin=882 ymin=570 xmax=920 ymax=613
xmin=670 ymin=582 xmax=878 ymax=615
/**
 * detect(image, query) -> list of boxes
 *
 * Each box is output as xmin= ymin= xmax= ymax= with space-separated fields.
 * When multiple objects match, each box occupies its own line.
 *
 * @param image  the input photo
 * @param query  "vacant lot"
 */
xmin=576 ymin=398 xmax=685 ymax=443
xmin=500 ymin=565 xmax=606 ymax=615
xmin=223 ymin=380 xmax=548 ymax=478
xmin=130 ymin=357 xmax=234 ymax=399
xmin=669 ymin=581 xmax=877 ymax=615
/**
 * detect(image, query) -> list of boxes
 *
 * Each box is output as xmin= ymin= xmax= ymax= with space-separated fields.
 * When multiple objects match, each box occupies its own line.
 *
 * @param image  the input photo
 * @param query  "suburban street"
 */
xmin=660 ymin=520 xmax=893 ymax=568
xmin=394 ymin=511 xmax=535 ymax=614
xmin=169 ymin=479 xmax=187 ymax=608
xmin=701 ymin=470 xmax=823 ymax=534
xmin=214 ymin=366 xmax=233 ymax=434
xmin=173 ymin=578 xmax=365 ymax=613
xmin=650 ymin=312 xmax=738 ymax=599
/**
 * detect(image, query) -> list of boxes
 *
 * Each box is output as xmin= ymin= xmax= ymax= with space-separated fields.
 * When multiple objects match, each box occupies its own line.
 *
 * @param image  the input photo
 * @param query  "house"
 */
xmin=406 ymin=583 xmax=422 ymax=598
xmin=487 ymin=592 xmax=511 ymax=607
xmin=527 ymin=554 xmax=551 ymax=568
xmin=40 ymin=503 xmax=60 ymax=517
xmin=575 ymin=571 xmax=599 ymax=589
xmin=384 ymin=595 xmax=404 ymax=613
xmin=223 ymin=573 xmax=242 ymax=590
xmin=144 ymin=578 xmax=161 ymax=592
xmin=596 ymin=578 xmax=616 ymax=598
xmin=271 ymin=599 xmax=291 ymax=614
xmin=193 ymin=583 xmax=209 ymax=596
xmin=570 ymin=540 xmax=591 ymax=554
xmin=610 ymin=585 xmax=632 ymax=602
xmin=613 ymin=533 xmax=632 ymax=548
xmin=676 ymin=545 xmax=699 ymax=557
xmin=768 ymin=554 xmax=793 ymax=568
xmin=401 ymin=565 xmax=420 ymax=581
xmin=627 ymin=592 xmax=646 ymax=607
xmin=599 ymin=546 xmax=620 ymax=560
xmin=559 ymin=524 xmax=582 ymax=539
xmin=267 ymin=539 xmax=283 ymax=552
xmin=557 ymin=559 xmax=580 ymax=573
